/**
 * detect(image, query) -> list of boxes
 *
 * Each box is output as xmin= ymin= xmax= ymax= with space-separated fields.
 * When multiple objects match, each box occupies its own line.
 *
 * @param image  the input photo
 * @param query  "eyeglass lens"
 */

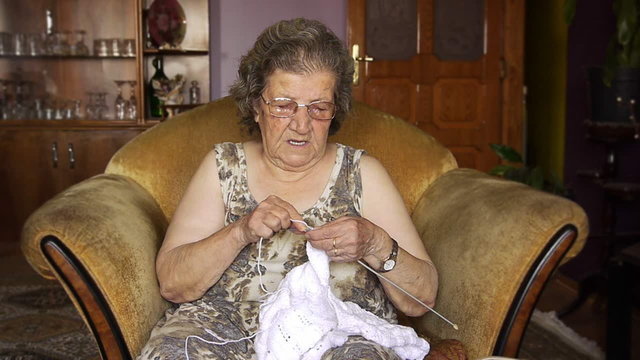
xmin=267 ymin=98 xmax=336 ymax=120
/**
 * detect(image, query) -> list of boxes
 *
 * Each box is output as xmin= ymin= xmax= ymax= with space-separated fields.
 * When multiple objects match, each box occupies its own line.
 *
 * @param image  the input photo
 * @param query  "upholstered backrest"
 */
xmin=106 ymin=96 xmax=457 ymax=220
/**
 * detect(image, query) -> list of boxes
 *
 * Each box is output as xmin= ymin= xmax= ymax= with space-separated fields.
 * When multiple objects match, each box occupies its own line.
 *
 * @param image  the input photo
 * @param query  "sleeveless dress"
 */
xmin=138 ymin=142 xmax=401 ymax=360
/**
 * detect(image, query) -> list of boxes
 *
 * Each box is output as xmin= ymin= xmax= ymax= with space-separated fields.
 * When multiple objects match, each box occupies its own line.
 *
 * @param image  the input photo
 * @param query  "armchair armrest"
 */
xmin=21 ymin=174 xmax=170 ymax=360
xmin=410 ymin=169 xmax=588 ymax=359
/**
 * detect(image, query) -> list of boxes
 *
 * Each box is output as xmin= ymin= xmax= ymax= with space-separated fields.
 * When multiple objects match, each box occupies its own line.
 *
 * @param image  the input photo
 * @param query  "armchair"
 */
xmin=21 ymin=97 xmax=588 ymax=360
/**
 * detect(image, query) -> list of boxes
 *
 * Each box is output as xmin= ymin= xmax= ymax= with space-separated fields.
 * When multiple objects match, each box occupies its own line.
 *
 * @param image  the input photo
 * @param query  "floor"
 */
xmin=2 ymin=241 xmax=639 ymax=359
xmin=534 ymin=271 xmax=640 ymax=360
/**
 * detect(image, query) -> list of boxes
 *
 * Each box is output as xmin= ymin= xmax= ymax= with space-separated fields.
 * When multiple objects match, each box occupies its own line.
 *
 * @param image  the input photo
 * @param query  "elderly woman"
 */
xmin=138 ymin=18 xmax=437 ymax=359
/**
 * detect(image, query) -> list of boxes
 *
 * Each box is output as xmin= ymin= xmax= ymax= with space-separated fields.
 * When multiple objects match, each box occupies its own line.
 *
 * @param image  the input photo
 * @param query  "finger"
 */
xmin=264 ymin=195 xmax=307 ymax=232
xmin=305 ymin=216 xmax=357 ymax=240
xmin=308 ymin=238 xmax=335 ymax=252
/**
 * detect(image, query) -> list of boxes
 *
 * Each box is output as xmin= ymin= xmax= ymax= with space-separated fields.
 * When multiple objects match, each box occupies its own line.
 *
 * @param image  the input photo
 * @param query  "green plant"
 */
xmin=564 ymin=0 xmax=640 ymax=85
xmin=488 ymin=144 xmax=566 ymax=195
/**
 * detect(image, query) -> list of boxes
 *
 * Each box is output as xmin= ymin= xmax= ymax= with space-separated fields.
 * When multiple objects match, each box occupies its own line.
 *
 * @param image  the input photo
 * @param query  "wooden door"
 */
xmin=348 ymin=0 xmax=524 ymax=171
xmin=60 ymin=130 xmax=140 ymax=187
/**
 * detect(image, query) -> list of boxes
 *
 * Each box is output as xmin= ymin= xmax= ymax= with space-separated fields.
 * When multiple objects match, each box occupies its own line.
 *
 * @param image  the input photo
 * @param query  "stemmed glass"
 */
xmin=125 ymin=80 xmax=137 ymax=120
xmin=71 ymin=30 xmax=89 ymax=56
xmin=96 ymin=92 xmax=108 ymax=119
xmin=85 ymin=92 xmax=97 ymax=119
xmin=114 ymin=80 xmax=126 ymax=120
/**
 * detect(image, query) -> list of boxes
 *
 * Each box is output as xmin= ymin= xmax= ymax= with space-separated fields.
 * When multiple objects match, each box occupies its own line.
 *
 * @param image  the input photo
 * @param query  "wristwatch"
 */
xmin=378 ymin=238 xmax=398 ymax=273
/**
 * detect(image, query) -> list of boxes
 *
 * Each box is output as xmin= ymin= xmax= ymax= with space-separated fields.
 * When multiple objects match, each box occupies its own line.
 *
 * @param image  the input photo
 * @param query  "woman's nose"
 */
xmin=289 ymin=109 xmax=312 ymax=133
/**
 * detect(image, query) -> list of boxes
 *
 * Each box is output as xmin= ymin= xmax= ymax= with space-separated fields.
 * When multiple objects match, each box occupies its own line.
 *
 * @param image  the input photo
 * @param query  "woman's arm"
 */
xmin=156 ymin=150 xmax=303 ymax=303
xmin=306 ymin=155 xmax=438 ymax=316
xmin=360 ymin=155 xmax=438 ymax=316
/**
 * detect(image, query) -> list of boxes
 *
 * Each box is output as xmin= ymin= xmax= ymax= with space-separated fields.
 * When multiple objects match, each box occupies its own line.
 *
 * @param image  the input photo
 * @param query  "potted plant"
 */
xmin=566 ymin=0 xmax=640 ymax=123
xmin=488 ymin=144 xmax=567 ymax=196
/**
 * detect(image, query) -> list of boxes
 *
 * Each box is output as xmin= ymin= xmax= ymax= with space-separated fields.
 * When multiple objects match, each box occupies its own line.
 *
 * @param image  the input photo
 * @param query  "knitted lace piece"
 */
xmin=254 ymin=242 xmax=430 ymax=360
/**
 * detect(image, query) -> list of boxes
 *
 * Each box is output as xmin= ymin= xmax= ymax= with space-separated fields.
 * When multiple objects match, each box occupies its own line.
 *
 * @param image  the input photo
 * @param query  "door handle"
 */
xmin=51 ymin=142 xmax=58 ymax=168
xmin=352 ymin=44 xmax=374 ymax=85
xmin=67 ymin=143 xmax=75 ymax=169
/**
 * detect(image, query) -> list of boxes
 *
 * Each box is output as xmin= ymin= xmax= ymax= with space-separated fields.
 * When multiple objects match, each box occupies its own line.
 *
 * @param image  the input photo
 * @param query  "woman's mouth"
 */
xmin=288 ymin=140 xmax=307 ymax=146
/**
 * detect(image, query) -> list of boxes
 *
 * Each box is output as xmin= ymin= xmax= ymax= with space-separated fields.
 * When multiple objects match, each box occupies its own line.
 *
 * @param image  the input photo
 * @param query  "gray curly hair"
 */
xmin=229 ymin=18 xmax=354 ymax=135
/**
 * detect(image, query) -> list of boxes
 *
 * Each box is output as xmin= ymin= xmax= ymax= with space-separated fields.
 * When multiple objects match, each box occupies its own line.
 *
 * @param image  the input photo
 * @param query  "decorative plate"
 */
xmin=147 ymin=0 xmax=187 ymax=48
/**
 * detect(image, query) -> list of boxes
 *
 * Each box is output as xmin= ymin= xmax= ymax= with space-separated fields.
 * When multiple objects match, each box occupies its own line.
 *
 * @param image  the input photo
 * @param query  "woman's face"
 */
xmin=256 ymin=69 xmax=336 ymax=172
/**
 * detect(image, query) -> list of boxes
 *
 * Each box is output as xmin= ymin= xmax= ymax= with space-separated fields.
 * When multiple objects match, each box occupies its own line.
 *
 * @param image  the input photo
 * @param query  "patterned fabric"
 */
xmin=138 ymin=142 xmax=398 ymax=360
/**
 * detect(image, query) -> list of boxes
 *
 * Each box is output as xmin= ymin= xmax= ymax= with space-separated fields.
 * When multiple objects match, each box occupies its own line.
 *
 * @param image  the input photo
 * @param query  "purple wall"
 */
xmin=209 ymin=0 xmax=347 ymax=99
xmin=562 ymin=0 xmax=640 ymax=279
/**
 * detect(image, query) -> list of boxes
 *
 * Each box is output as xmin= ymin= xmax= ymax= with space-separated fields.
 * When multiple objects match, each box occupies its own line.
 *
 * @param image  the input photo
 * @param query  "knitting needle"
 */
xmin=290 ymin=219 xmax=459 ymax=331
xmin=356 ymin=259 xmax=458 ymax=330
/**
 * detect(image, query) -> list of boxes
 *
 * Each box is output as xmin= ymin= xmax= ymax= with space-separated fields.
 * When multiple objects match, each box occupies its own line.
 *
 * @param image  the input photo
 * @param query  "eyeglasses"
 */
xmin=260 ymin=95 xmax=337 ymax=120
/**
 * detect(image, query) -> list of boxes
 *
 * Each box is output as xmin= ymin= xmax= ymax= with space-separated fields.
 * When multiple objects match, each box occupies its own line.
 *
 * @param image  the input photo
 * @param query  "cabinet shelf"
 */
xmin=0 ymin=119 xmax=152 ymax=129
xmin=143 ymin=48 xmax=209 ymax=56
xmin=585 ymin=120 xmax=640 ymax=143
xmin=0 ymin=54 xmax=136 ymax=60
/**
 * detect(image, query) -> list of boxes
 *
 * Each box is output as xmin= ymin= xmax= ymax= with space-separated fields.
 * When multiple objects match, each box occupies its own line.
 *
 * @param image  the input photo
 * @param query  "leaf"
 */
xmin=563 ymin=0 xmax=577 ymax=25
xmin=488 ymin=164 xmax=513 ymax=176
xmin=489 ymin=144 xmax=523 ymax=163
xmin=619 ymin=18 xmax=632 ymax=46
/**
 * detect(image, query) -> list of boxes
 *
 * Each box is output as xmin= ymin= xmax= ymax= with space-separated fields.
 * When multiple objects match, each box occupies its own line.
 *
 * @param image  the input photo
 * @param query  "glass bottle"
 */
xmin=189 ymin=80 xmax=200 ymax=104
xmin=148 ymin=56 xmax=168 ymax=118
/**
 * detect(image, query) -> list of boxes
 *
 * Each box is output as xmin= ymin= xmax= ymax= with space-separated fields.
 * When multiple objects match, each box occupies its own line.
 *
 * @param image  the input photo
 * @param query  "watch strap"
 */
xmin=377 ymin=238 xmax=398 ymax=273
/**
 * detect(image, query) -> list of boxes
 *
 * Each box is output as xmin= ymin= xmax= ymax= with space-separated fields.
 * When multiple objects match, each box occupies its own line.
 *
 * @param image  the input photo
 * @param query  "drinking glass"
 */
xmin=0 ymin=32 xmax=12 ymax=55
xmin=85 ymin=92 xmax=97 ymax=119
xmin=110 ymin=39 xmax=121 ymax=57
xmin=125 ymin=80 xmax=137 ymax=120
xmin=13 ymin=33 xmax=26 ymax=56
xmin=53 ymin=31 xmax=70 ymax=55
xmin=73 ymin=99 xmax=83 ymax=119
xmin=96 ymin=92 xmax=109 ymax=119
xmin=26 ymin=33 xmax=42 ymax=56
xmin=122 ymin=39 xmax=135 ymax=57
xmin=93 ymin=39 xmax=108 ymax=57
xmin=71 ymin=30 xmax=89 ymax=56
xmin=114 ymin=80 xmax=126 ymax=120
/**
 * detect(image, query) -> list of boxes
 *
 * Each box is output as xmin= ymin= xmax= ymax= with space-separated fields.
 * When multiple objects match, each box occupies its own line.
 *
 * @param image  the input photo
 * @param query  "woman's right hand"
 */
xmin=235 ymin=195 xmax=305 ymax=245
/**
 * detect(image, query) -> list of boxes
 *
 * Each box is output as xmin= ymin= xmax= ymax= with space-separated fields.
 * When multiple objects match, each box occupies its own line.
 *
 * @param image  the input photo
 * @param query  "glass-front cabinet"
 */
xmin=0 ymin=0 xmax=210 ymax=244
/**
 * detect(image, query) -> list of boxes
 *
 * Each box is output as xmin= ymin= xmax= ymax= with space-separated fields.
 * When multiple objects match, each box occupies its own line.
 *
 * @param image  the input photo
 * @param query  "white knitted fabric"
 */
xmin=254 ymin=242 xmax=430 ymax=360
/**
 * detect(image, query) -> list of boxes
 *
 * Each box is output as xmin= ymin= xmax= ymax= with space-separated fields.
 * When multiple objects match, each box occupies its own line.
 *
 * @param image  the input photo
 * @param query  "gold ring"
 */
xmin=333 ymin=248 xmax=338 ymax=256
xmin=332 ymin=238 xmax=336 ymax=249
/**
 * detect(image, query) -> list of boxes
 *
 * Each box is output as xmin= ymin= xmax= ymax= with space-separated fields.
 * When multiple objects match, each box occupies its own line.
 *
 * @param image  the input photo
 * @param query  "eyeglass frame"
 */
xmin=260 ymin=94 xmax=337 ymax=120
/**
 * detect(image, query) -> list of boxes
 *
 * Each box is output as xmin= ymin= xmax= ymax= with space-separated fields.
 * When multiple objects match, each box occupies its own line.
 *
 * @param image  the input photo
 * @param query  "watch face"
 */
xmin=383 ymin=259 xmax=396 ymax=271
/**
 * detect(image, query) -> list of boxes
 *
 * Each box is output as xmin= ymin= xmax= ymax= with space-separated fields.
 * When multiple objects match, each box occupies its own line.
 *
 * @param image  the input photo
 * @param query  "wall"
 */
xmin=525 ymin=1 xmax=567 ymax=180
xmin=209 ymin=0 xmax=347 ymax=99
xmin=562 ymin=0 xmax=640 ymax=279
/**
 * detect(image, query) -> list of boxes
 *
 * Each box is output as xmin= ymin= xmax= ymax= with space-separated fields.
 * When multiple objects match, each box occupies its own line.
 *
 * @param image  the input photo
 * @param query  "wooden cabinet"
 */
xmin=0 ymin=128 xmax=141 ymax=243
xmin=0 ymin=0 xmax=210 ymax=242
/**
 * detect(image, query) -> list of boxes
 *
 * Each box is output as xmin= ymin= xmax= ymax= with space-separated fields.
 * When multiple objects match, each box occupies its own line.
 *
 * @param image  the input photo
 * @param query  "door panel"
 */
xmin=348 ymin=0 xmax=524 ymax=171
xmin=0 ymin=129 xmax=140 ymax=243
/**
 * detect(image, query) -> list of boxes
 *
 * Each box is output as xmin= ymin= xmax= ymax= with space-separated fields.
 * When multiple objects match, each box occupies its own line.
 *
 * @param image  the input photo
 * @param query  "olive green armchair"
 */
xmin=21 ymin=97 xmax=588 ymax=360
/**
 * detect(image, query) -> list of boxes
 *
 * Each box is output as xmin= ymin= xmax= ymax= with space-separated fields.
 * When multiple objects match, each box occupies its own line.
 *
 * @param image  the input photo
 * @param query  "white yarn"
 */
xmin=254 ymin=241 xmax=430 ymax=360
xmin=185 ymin=221 xmax=430 ymax=360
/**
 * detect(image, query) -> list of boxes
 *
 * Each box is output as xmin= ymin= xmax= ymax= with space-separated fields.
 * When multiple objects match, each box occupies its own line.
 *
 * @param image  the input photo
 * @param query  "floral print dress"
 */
xmin=138 ymin=142 xmax=401 ymax=360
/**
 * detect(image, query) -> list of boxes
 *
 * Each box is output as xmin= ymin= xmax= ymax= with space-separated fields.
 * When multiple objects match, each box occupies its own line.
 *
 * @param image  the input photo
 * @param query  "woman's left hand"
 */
xmin=305 ymin=216 xmax=387 ymax=262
